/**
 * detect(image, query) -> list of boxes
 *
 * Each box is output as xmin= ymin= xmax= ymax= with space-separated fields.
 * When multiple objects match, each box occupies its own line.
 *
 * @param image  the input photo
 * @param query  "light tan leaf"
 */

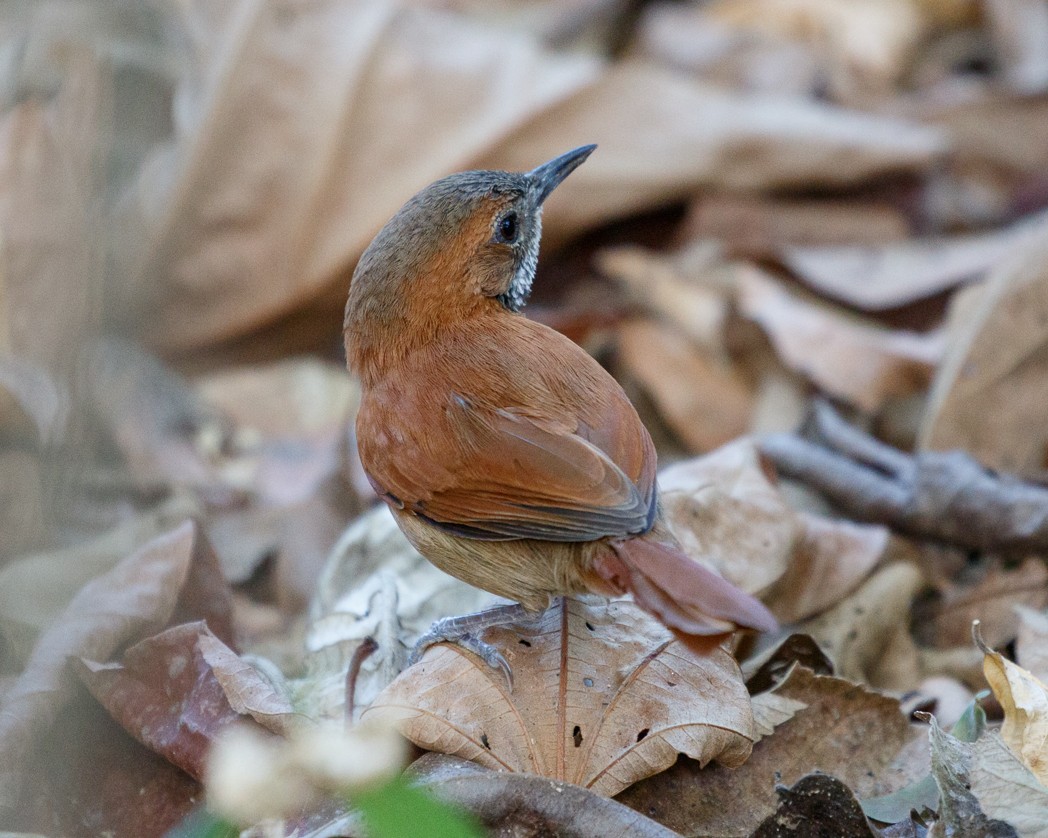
xmin=780 ymin=211 xmax=1048 ymax=310
xmin=363 ymin=598 xmax=754 ymax=797
xmin=978 ymin=628 xmax=1048 ymax=785
xmin=1016 ymin=605 xmax=1048 ymax=683
xmin=658 ymin=438 xmax=798 ymax=596
xmin=133 ymin=1 xmax=942 ymax=351
xmin=737 ymin=269 xmax=943 ymax=411
xmin=681 ymin=194 xmax=909 ymax=258
xmin=617 ymin=666 xmax=919 ymax=836
xmin=799 ymin=563 xmax=925 ymax=690
xmin=616 ymin=318 xmax=753 ymax=453
xmin=197 ymin=632 xmax=303 ymax=736
xmin=920 ymin=219 xmax=1048 ymax=477
xmin=597 ymin=247 xmax=729 ymax=352
xmin=970 ymin=732 xmax=1048 ymax=837
xmin=765 ymin=513 xmax=889 ymax=624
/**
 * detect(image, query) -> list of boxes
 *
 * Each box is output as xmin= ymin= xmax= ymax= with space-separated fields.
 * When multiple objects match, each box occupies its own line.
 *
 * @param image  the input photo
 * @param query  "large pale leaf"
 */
xmin=363 ymin=598 xmax=754 ymax=797
xmin=920 ymin=219 xmax=1048 ymax=476
xmin=978 ymin=630 xmax=1048 ymax=785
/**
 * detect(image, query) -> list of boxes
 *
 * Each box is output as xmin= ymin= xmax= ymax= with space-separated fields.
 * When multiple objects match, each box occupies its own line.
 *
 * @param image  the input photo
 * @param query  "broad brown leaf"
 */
xmin=617 ymin=665 xmax=919 ymax=836
xmin=77 ymin=621 xmax=299 ymax=780
xmin=0 ymin=520 xmax=227 ymax=816
xmin=363 ymin=598 xmax=754 ymax=797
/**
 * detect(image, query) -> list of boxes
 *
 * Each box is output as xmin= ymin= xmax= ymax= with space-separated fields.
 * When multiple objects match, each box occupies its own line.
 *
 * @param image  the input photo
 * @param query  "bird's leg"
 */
xmin=409 ymin=602 xmax=533 ymax=689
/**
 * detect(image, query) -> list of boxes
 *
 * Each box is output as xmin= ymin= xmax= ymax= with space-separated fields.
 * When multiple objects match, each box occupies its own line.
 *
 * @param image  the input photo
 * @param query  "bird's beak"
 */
xmin=528 ymin=144 xmax=596 ymax=204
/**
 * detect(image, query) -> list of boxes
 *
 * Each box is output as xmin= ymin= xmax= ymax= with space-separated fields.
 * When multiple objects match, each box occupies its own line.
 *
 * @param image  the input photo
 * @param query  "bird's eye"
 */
xmin=497 ymin=212 xmax=519 ymax=243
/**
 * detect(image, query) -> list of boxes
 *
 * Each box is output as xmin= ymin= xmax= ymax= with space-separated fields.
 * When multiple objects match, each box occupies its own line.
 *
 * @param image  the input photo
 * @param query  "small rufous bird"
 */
xmin=344 ymin=145 xmax=776 ymax=669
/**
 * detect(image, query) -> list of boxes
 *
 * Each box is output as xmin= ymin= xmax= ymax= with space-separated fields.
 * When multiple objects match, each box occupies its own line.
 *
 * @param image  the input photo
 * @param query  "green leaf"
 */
xmin=163 ymin=808 xmax=240 ymax=838
xmin=355 ymin=776 xmax=485 ymax=838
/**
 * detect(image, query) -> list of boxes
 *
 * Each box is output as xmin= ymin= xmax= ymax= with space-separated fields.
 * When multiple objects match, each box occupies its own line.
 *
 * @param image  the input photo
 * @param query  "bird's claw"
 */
xmin=409 ymin=614 xmax=516 ymax=691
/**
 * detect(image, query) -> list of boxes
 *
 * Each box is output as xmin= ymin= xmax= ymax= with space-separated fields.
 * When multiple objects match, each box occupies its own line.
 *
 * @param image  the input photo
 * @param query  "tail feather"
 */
xmin=594 ymin=538 xmax=778 ymax=638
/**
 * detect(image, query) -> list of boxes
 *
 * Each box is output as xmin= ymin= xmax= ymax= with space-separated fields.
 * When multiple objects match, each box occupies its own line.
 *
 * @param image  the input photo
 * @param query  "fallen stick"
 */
xmin=759 ymin=401 xmax=1048 ymax=553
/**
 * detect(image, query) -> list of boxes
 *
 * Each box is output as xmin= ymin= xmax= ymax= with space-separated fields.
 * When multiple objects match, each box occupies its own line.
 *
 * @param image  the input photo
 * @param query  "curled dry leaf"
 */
xmin=0 ymin=520 xmax=227 ymax=816
xmin=363 ymin=598 xmax=754 ymax=798
xmin=659 ymin=439 xmax=889 ymax=621
xmin=617 ymin=665 xmax=919 ymax=837
xmin=920 ymin=219 xmax=1048 ymax=477
xmin=977 ymin=628 xmax=1048 ymax=785
xmin=76 ymin=621 xmax=298 ymax=780
xmin=926 ymin=715 xmax=1020 ymax=837
xmin=616 ymin=317 xmax=753 ymax=453
xmin=737 ymin=269 xmax=943 ymax=412
xmin=764 ymin=513 xmax=889 ymax=624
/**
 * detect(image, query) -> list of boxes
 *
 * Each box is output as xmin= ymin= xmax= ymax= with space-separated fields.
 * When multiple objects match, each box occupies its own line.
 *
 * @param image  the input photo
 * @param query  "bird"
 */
xmin=344 ymin=145 xmax=776 ymax=675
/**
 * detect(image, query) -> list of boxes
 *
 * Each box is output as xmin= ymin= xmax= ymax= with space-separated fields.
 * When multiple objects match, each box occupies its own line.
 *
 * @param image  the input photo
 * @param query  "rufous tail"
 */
xmin=593 ymin=537 xmax=777 ymax=646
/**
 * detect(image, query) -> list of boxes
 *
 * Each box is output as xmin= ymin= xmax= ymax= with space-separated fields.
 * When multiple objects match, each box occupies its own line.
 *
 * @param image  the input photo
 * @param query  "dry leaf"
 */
xmin=363 ymin=598 xmax=754 ymax=797
xmin=681 ymin=194 xmax=909 ymax=258
xmin=617 ymin=665 xmax=918 ymax=837
xmin=978 ymin=629 xmax=1048 ymax=785
xmin=616 ymin=318 xmax=753 ymax=453
xmin=970 ymin=732 xmax=1048 ymax=837
xmin=658 ymin=438 xmax=798 ymax=596
xmin=77 ymin=622 xmax=297 ymax=779
xmin=1016 ymin=605 xmax=1048 ymax=682
xmin=0 ymin=521 xmax=226 ymax=816
xmin=927 ymin=715 xmax=1019 ymax=837
xmin=753 ymin=772 xmax=880 ymax=837
xmin=737 ymin=269 xmax=943 ymax=411
xmin=128 ymin=0 xmax=943 ymax=351
xmin=765 ymin=513 xmax=889 ymax=624
xmin=597 ymin=246 xmax=729 ymax=352
xmin=799 ymin=563 xmax=925 ymax=689
xmin=916 ymin=557 xmax=1048 ymax=649
xmin=781 ymin=211 xmax=1048 ymax=310
xmin=920 ymin=219 xmax=1048 ymax=476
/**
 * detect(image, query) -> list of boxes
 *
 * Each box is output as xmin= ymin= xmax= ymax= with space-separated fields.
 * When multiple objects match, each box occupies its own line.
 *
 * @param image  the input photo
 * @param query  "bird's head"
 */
xmin=345 ymin=145 xmax=595 ymax=371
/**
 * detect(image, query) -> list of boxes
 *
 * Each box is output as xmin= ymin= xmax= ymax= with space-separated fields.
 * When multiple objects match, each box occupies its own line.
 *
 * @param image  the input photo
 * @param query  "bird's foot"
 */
xmin=409 ymin=603 xmax=532 ymax=691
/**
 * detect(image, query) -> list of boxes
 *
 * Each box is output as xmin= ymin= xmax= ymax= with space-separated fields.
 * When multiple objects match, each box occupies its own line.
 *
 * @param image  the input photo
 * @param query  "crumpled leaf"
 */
xmin=0 ymin=520 xmax=230 ymax=816
xmin=926 ymin=715 xmax=1019 ymax=837
xmin=920 ymin=219 xmax=1048 ymax=477
xmin=738 ymin=269 xmax=944 ymax=412
xmin=617 ymin=665 xmax=920 ymax=836
xmin=970 ymin=731 xmax=1048 ymax=837
xmin=363 ymin=598 xmax=754 ymax=797
xmin=616 ymin=317 xmax=753 ymax=453
xmin=77 ymin=621 xmax=299 ymax=779
xmin=861 ymin=693 xmax=986 ymax=823
xmin=977 ymin=626 xmax=1048 ymax=785
xmin=659 ymin=439 xmax=889 ymax=621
